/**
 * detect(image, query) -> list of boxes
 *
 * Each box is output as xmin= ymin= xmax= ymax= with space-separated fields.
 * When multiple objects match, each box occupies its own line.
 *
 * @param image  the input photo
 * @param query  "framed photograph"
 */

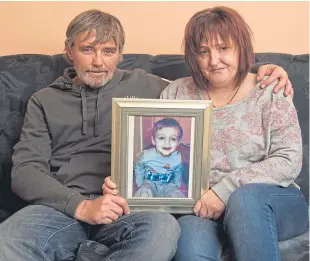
xmin=111 ymin=98 xmax=212 ymax=214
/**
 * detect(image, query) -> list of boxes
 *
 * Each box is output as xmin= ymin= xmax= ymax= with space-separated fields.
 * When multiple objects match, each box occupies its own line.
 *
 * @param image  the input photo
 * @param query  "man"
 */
xmin=0 ymin=9 xmax=293 ymax=261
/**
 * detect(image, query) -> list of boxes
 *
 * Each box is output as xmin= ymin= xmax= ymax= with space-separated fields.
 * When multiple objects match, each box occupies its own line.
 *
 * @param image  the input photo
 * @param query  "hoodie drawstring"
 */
xmin=95 ymin=87 xmax=104 ymax=137
xmin=80 ymin=86 xmax=88 ymax=135
xmin=80 ymin=85 xmax=104 ymax=136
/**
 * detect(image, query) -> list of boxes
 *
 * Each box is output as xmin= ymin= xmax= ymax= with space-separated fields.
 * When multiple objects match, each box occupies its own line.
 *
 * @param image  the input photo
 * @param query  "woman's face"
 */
xmin=197 ymin=35 xmax=239 ymax=87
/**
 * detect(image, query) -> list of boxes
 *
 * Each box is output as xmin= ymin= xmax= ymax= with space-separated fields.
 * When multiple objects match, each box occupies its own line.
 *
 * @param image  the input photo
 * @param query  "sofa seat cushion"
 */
xmin=220 ymin=230 xmax=309 ymax=261
xmin=279 ymin=230 xmax=309 ymax=261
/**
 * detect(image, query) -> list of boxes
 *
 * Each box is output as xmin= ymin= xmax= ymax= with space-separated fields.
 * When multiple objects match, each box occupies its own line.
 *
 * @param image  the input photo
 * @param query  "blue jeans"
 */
xmin=0 ymin=205 xmax=180 ymax=261
xmin=174 ymin=184 xmax=309 ymax=261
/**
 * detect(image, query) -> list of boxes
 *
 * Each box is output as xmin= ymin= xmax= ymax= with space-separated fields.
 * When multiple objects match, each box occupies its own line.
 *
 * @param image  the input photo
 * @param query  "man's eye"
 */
xmin=158 ymin=137 xmax=165 ymax=140
xmin=220 ymin=47 xmax=229 ymax=51
xmin=104 ymin=49 xmax=116 ymax=56
xmin=171 ymin=138 xmax=177 ymax=142
xmin=81 ymin=48 xmax=93 ymax=54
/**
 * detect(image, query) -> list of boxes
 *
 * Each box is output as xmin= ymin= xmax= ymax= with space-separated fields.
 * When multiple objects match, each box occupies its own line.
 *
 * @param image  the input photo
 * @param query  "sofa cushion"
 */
xmin=279 ymin=231 xmax=309 ymax=261
xmin=118 ymin=54 xmax=154 ymax=73
xmin=0 ymin=54 xmax=68 ymax=212
xmin=220 ymin=230 xmax=309 ymax=261
xmin=152 ymin=55 xmax=190 ymax=80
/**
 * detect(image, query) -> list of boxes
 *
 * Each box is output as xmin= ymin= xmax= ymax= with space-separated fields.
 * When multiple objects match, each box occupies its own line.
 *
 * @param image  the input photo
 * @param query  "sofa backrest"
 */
xmin=0 ymin=53 xmax=308 ymax=212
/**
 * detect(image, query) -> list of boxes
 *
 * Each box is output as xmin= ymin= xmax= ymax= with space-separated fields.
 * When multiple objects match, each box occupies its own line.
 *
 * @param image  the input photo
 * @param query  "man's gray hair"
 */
xmin=64 ymin=9 xmax=125 ymax=62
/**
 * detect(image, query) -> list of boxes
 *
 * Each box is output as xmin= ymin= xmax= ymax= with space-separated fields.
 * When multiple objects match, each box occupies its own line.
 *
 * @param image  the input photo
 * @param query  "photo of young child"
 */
xmin=134 ymin=117 xmax=188 ymax=198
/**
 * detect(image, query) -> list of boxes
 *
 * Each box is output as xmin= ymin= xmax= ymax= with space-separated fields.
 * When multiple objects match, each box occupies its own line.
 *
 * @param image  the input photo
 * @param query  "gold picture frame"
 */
xmin=111 ymin=98 xmax=212 ymax=214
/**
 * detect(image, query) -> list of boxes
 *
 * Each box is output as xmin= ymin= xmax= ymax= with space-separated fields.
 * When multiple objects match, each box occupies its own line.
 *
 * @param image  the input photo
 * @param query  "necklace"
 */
xmin=205 ymin=85 xmax=241 ymax=108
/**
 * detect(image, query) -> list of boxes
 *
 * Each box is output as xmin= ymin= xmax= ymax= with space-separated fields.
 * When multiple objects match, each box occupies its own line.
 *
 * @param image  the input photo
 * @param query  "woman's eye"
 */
xmin=199 ymin=49 xmax=209 ymax=57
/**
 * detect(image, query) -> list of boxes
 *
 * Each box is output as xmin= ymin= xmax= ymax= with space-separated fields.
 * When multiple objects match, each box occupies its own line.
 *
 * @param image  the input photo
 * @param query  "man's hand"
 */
xmin=257 ymin=64 xmax=294 ymax=98
xmin=193 ymin=189 xmax=225 ymax=220
xmin=75 ymin=194 xmax=130 ymax=225
xmin=102 ymin=176 xmax=119 ymax=195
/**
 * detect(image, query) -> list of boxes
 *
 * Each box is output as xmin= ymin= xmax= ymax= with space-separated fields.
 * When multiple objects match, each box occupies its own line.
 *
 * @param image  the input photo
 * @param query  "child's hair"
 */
xmin=152 ymin=118 xmax=183 ymax=140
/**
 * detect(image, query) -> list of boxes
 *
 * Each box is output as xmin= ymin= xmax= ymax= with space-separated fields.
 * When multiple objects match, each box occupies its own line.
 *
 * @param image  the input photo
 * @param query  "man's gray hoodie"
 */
xmin=11 ymin=67 xmax=169 ymax=218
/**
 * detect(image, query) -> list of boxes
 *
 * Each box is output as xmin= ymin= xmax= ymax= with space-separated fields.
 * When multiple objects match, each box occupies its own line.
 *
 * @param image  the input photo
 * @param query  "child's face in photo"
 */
xmin=152 ymin=127 xmax=180 ymax=157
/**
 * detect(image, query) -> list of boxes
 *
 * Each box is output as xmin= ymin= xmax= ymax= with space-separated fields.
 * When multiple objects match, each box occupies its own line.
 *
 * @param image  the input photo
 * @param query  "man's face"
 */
xmin=151 ymin=127 xmax=180 ymax=157
xmin=67 ymin=30 xmax=121 ymax=88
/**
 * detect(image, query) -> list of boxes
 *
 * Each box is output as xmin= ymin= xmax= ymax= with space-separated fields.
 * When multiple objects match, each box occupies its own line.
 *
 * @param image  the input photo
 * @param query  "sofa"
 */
xmin=0 ymin=52 xmax=309 ymax=260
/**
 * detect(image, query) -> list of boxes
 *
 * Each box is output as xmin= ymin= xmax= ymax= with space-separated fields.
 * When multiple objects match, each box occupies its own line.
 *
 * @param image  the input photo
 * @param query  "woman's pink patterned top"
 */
xmin=160 ymin=77 xmax=302 ymax=204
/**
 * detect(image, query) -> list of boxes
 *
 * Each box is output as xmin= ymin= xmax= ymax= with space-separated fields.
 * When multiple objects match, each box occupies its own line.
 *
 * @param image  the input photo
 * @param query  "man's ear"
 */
xmin=66 ymin=48 xmax=74 ymax=61
xmin=151 ymin=136 xmax=155 ymax=146
xmin=118 ymin=53 xmax=123 ymax=64
xmin=64 ymin=40 xmax=74 ymax=61
xmin=63 ymin=43 xmax=74 ymax=66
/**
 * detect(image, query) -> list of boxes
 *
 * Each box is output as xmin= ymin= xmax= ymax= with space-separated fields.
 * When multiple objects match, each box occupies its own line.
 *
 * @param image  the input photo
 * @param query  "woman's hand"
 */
xmin=102 ymin=176 xmax=119 ymax=196
xmin=256 ymin=64 xmax=293 ymax=98
xmin=194 ymin=189 xmax=225 ymax=220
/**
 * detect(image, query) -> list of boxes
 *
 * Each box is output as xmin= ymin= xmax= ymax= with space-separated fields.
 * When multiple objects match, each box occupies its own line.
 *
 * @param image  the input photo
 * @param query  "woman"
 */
xmin=160 ymin=6 xmax=308 ymax=261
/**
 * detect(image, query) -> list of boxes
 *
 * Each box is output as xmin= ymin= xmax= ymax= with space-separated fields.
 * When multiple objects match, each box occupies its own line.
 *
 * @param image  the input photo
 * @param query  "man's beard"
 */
xmin=76 ymin=68 xmax=113 ymax=88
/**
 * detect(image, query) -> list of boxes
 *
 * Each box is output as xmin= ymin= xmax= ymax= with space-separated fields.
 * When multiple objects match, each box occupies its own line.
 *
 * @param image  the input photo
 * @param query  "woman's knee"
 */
xmin=175 ymin=215 xmax=222 ymax=261
xmin=227 ymin=183 xmax=274 ymax=210
xmin=177 ymin=215 xmax=202 ymax=231
xmin=224 ymin=184 xmax=275 ymax=229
